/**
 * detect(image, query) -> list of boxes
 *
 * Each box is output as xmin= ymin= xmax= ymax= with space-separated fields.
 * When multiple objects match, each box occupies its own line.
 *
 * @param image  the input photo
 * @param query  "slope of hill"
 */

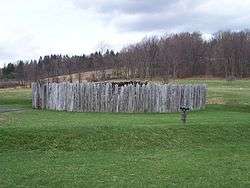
xmin=0 ymin=79 xmax=250 ymax=187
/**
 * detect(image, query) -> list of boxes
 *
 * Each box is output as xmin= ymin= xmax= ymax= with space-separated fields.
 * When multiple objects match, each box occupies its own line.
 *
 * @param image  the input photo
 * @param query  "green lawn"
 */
xmin=0 ymin=80 xmax=250 ymax=187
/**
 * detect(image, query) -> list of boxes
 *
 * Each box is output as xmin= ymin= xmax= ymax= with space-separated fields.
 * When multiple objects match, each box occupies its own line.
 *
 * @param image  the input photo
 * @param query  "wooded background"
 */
xmin=2 ymin=30 xmax=250 ymax=83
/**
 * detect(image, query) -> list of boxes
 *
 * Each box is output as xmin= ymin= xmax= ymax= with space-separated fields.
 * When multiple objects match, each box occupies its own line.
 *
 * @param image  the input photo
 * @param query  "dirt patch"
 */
xmin=0 ymin=114 xmax=8 ymax=125
xmin=207 ymin=98 xmax=225 ymax=105
xmin=44 ymin=69 xmax=114 ymax=83
xmin=0 ymin=106 xmax=24 ymax=113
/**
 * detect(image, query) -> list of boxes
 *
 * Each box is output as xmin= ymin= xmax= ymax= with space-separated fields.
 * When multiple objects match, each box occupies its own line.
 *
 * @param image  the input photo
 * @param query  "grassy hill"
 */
xmin=0 ymin=79 xmax=250 ymax=187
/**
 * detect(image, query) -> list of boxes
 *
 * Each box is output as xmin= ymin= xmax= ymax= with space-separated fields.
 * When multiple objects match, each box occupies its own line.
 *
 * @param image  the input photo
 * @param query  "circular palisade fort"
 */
xmin=32 ymin=81 xmax=207 ymax=113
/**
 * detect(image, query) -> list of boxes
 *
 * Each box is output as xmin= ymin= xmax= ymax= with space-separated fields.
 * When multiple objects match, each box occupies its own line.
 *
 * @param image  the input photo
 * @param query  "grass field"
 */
xmin=0 ymin=80 xmax=250 ymax=187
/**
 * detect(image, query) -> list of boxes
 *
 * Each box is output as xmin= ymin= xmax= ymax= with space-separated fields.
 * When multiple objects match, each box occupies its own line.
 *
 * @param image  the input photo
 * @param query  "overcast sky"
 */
xmin=1 ymin=0 xmax=250 ymax=67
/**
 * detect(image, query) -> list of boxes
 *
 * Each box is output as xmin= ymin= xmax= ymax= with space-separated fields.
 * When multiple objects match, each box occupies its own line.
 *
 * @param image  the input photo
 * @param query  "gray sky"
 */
xmin=1 ymin=0 xmax=250 ymax=67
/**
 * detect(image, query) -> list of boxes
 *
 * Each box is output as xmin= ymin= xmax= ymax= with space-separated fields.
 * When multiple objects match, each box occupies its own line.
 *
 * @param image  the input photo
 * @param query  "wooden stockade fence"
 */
xmin=32 ymin=82 xmax=207 ymax=113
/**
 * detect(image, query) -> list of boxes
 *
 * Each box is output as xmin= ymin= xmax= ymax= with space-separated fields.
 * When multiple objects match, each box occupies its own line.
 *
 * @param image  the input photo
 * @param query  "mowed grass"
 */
xmin=0 ymin=88 xmax=31 ymax=108
xmin=176 ymin=79 xmax=250 ymax=106
xmin=0 ymin=80 xmax=250 ymax=187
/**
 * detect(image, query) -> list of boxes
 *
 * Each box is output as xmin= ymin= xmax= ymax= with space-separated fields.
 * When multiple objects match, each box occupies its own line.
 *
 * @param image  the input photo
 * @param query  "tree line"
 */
xmin=1 ymin=30 xmax=250 ymax=82
xmin=0 ymin=50 xmax=119 ymax=82
xmin=119 ymin=31 xmax=250 ymax=79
